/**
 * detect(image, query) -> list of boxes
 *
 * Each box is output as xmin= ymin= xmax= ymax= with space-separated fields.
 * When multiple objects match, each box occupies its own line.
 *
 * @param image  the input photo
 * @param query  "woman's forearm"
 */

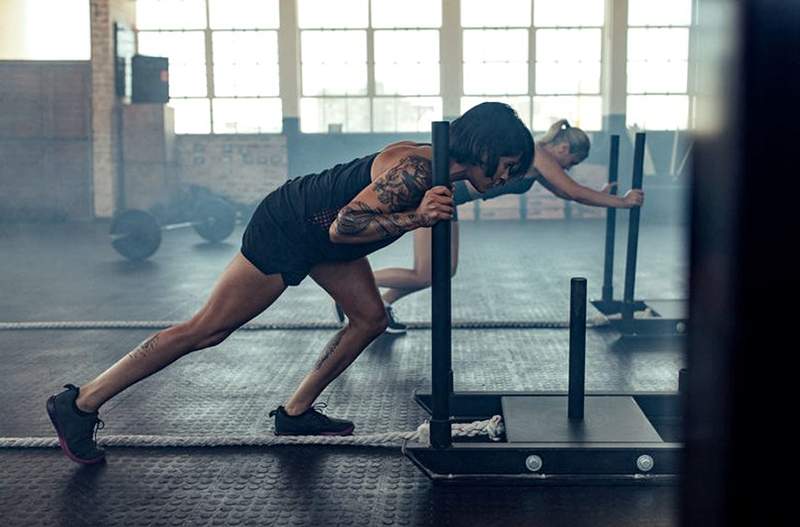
xmin=329 ymin=202 xmax=424 ymax=244
xmin=572 ymin=185 xmax=628 ymax=208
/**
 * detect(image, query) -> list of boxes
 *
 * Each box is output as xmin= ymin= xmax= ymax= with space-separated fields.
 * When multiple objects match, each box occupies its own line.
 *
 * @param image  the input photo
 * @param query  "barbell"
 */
xmin=110 ymin=197 xmax=237 ymax=260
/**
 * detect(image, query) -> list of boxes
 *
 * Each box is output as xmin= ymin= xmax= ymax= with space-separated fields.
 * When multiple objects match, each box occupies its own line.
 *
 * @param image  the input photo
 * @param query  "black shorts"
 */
xmin=240 ymin=200 xmax=315 ymax=286
xmin=241 ymin=194 xmax=451 ymax=285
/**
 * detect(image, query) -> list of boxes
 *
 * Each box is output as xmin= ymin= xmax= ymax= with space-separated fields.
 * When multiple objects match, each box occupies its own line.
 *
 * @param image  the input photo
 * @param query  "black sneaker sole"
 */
xmin=46 ymin=396 xmax=105 ymax=465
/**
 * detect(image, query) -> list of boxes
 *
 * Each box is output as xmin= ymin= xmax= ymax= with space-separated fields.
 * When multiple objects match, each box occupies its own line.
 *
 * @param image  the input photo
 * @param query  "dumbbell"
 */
xmin=110 ymin=197 xmax=236 ymax=260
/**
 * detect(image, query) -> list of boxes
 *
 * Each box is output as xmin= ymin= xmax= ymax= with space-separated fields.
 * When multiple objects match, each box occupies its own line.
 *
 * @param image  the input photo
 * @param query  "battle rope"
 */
xmin=0 ymin=318 xmax=608 ymax=331
xmin=0 ymin=416 xmax=504 ymax=449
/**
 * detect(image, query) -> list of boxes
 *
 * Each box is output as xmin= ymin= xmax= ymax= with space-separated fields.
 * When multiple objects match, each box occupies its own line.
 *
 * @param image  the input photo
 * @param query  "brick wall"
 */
xmin=175 ymin=135 xmax=288 ymax=206
xmin=121 ymin=104 xmax=180 ymax=211
xmin=526 ymin=183 xmax=567 ymax=220
xmin=566 ymin=162 xmax=609 ymax=220
xmin=478 ymin=194 xmax=524 ymax=220
xmin=90 ymin=0 xmax=135 ymax=218
xmin=0 ymin=61 xmax=93 ymax=220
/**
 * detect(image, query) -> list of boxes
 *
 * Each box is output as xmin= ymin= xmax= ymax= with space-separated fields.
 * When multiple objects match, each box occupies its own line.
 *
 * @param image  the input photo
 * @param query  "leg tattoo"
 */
xmin=314 ymin=329 xmax=346 ymax=371
xmin=128 ymin=334 xmax=160 ymax=361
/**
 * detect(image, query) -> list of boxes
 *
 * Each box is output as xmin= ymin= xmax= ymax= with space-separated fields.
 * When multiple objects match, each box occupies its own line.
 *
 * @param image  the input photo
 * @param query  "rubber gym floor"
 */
xmin=0 ymin=219 xmax=687 ymax=527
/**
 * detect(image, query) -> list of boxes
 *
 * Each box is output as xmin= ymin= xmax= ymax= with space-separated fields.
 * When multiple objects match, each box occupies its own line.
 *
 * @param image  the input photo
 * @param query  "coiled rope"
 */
xmin=0 ymin=416 xmax=504 ymax=449
xmin=0 ymin=318 xmax=607 ymax=331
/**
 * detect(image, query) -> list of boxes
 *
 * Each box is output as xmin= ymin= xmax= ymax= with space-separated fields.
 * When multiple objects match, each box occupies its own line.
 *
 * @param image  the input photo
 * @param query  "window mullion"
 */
xmin=604 ymin=0 xmax=628 ymax=131
xmin=367 ymin=26 xmax=375 ymax=130
xmin=687 ymin=1 xmax=698 ymax=128
xmin=440 ymin=0 xmax=461 ymax=119
xmin=529 ymin=4 xmax=536 ymax=124
xmin=204 ymin=0 xmax=215 ymax=132
xmin=278 ymin=0 xmax=301 ymax=120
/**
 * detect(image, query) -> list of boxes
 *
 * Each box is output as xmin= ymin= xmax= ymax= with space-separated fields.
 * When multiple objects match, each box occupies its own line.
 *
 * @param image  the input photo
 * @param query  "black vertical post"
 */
xmin=430 ymin=121 xmax=452 ymax=449
xmin=622 ymin=133 xmax=646 ymax=328
xmin=568 ymin=278 xmax=587 ymax=420
xmin=601 ymin=135 xmax=620 ymax=305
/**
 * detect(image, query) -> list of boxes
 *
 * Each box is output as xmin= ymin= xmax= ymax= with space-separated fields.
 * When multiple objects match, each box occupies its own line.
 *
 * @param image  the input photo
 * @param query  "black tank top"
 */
xmin=265 ymin=153 xmax=404 ymax=263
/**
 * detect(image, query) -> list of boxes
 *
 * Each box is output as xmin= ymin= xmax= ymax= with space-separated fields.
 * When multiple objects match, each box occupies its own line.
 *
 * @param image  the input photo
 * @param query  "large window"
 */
xmin=298 ymin=0 xmax=442 ymax=133
xmin=626 ymin=0 xmax=692 ymax=129
xmin=460 ymin=0 xmax=603 ymax=131
xmin=0 ymin=0 xmax=90 ymax=60
xmin=533 ymin=0 xmax=603 ymax=131
xmin=460 ymin=0 xmax=531 ymax=126
xmin=136 ymin=0 xmax=282 ymax=134
xmin=132 ymin=0 xmax=695 ymax=135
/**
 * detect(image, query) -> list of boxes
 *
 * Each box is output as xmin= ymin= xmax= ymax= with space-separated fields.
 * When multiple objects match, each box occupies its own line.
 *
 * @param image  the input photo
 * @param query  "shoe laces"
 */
xmin=93 ymin=418 xmax=105 ymax=445
xmin=309 ymin=402 xmax=332 ymax=424
xmin=63 ymin=384 xmax=104 ymax=446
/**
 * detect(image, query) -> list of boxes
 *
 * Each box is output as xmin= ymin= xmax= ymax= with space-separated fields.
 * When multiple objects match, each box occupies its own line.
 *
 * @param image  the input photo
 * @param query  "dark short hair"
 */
xmin=449 ymin=102 xmax=534 ymax=180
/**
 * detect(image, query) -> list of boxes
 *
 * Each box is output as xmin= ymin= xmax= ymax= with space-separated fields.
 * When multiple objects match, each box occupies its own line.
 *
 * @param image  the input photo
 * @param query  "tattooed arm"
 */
xmin=329 ymin=154 xmax=453 ymax=244
xmin=332 ymin=202 xmax=425 ymax=243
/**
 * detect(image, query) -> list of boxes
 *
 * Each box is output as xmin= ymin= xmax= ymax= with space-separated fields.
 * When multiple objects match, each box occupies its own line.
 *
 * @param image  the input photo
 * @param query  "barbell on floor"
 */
xmin=110 ymin=197 xmax=237 ymax=260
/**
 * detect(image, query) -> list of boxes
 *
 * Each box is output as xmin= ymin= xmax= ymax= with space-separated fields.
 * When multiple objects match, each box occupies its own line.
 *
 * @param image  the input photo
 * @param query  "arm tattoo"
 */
xmin=336 ymin=202 xmax=378 ymax=236
xmin=336 ymin=201 xmax=421 ymax=239
xmin=314 ymin=329 xmax=346 ymax=371
xmin=128 ymin=334 xmax=160 ymax=361
xmin=373 ymin=155 xmax=432 ymax=211
xmin=373 ymin=212 xmax=422 ymax=237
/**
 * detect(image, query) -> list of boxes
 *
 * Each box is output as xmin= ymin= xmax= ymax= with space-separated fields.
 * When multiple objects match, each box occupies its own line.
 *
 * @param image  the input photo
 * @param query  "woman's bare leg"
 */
xmin=374 ymin=222 xmax=460 ymax=305
xmin=75 ymin=252 xmax=287 ymax=413
xmin=283 ymin=257 xmax=388 ymax=415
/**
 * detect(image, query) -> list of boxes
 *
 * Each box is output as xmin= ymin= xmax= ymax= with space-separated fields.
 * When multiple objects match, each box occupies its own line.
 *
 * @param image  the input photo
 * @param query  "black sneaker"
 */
xmin=269 ymin=403 xmax=354 ymax=436
xmin=333 ymin=302 xmax=346 ymax=325
xmin=384 ymin=305 xmax=407 ymax=334
xmin=46 ymin=384 xmax=106 ymax=464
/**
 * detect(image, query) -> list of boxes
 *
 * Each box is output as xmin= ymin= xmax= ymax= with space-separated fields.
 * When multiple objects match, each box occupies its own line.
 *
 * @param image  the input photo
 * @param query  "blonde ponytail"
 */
xmin=539 ymin=119 xmax=571 ymax=144
xmin=539 ymin=118 xmax=591 ymax=161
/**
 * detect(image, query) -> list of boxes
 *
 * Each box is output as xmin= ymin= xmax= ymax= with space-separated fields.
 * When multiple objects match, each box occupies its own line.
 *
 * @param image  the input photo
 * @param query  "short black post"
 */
xmin=568 ymin=277 xmax=587 ymax=420
xmin=622 ymin=133 xmax=646 ymax=327
xmin=430 ymin=121 xmax=452 ymax=449
xmin=601 ymin=135 xmax=620 ymax=305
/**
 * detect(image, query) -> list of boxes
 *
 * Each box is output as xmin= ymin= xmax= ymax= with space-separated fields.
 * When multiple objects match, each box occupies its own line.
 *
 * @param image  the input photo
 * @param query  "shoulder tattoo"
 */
xmin=373 ymin=155 xmax=432 ymax=211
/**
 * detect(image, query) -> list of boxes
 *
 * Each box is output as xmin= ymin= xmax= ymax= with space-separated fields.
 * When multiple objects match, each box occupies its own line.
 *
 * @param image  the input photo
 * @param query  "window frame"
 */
xmin=625 ymin=3 xmax=694 ymax=130
xmin=132 ymin=0 xmax=698 ymax=135
xmin=136 ymin=0 xmax=283 ymax=135
xmin=298 ymin=0 xmax=444 ymax=133
xmin=459 ymin=2 xmax=606 ymax=132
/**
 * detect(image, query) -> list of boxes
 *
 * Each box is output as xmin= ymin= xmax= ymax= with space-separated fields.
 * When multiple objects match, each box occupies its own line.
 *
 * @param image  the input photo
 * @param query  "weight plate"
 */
xmin=109 ymin=209 xmax=162 ymax=260
xmin=193 ymin=198 xmax=236 ymax=243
